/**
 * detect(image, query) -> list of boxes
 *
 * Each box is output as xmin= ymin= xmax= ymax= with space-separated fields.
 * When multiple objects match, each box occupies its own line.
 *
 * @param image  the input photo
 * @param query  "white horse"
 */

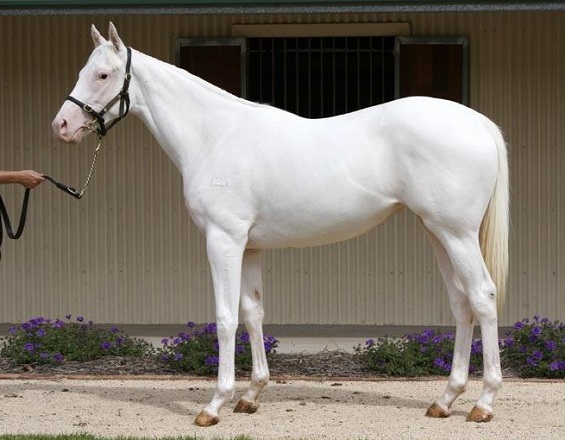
xmin=52 ymin=23 xmax=509 ymax=426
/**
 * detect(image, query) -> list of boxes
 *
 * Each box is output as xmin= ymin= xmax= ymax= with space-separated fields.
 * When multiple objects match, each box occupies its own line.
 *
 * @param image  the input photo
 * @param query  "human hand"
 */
xmin=16 ymin=170 xmax=46 ymax=189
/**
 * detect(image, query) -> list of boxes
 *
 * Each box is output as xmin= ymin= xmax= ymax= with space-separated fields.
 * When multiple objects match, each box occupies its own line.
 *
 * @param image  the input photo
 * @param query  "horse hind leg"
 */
xmin=424 ymin=228 xmax=474 ymax=419
xmin=234 ymin=249 xmax=270 ymax=415
xmin=425 ymin=223 xmax=501 ymax=422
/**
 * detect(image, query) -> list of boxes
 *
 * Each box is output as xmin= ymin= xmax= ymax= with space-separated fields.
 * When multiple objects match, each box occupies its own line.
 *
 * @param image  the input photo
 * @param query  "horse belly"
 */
xmin=246 ymin=195 xmax=402 ymax=249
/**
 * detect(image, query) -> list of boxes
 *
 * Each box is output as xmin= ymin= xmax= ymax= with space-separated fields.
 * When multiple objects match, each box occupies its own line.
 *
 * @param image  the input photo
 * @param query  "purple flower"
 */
xmin=24 ymin=342 xmax=35 ymax=352
xmin=53 ymin=353 xmax=64 ymax=362
xmin=116 ymin=337 xmax=125 ymax=345
xmin=174 ymin=352 xmax=183 ymax=361
xmin=76 ymin=316 xmax=84 ymax=322
xmin=173 ymin=337 xmax=183 ymax=345
xmin=532 ymin=350 xmax=543 ymax=360
xmin=52 ymin=319 xmax=65 ymax=329
xmin=205 ymin=355 xmax=219 ymax=366
xmin=471 ymin=340 xmax=483 ymax=355
xmin=235 ymin=344 xmax=245 ymax=355
xmin=203 ymin=323 xmax=217 ymax=334
xmin=514 ymin=321 xmax=525 ymax=330
xmin=264 ymin=335 xmax=278 ymax=352
xmin=549 ymin=361 xmax=561 ymax=371
xmin=239 ymin=332 xmax=250 ymax=344
xmin=545 ymin=340 xmax=557 ymax=351
xmin=65 ymin=314 xmax=72 ymax=320
xmin=36 ymin=328 xmax=46 ymax=337
xmin=433 ymin=358 xmax=451 ymax=371
xmin=161 ymin=338 xmax=169 ymax=346
xmin=40 ymin=352 xmax=50 ymax=360
xmin=530 ymin=326 xmax=542 ymax=338
xmin=186 ymin=322 xmax=196 ymax=328
xmin=21 ymin=323 xmax=31 ymax=331
xmin=101 ymin=341 xmax=111 ymax=350
xmin=8 ymin=327 xmax=16 ymax=335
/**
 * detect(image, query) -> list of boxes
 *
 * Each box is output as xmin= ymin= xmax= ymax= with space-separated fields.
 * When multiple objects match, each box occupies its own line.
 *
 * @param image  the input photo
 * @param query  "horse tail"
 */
xmin=479 ymin=115 xmax=510 ymax=312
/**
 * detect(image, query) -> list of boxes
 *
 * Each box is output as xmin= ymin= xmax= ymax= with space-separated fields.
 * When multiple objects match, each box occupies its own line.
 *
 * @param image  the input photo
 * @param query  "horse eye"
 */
xmin=99 ymin=73 xmax=108 ymax=80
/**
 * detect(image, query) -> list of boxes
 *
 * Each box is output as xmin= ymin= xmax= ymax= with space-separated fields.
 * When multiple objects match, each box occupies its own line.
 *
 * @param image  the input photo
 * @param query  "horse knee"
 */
xmin=468 ymin=284 xmax=498 ymax=321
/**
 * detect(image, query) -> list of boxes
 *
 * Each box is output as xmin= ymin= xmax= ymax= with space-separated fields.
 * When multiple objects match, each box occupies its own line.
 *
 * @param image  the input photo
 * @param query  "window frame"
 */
xmin=394 ymin=36 xmax=469 ymax=105
xmin=175 ymin=37 xmax=248 ymax=98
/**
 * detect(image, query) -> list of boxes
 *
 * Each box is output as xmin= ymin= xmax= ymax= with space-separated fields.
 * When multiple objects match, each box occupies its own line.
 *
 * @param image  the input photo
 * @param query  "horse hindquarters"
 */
xmin=420 ymin=114 xmax=508 ymax=422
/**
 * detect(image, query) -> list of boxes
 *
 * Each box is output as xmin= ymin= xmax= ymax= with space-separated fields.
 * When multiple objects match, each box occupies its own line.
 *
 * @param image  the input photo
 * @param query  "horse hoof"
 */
xmin=425 ymin=402 xmax=450 ymax=418
xmin=194 ymin=411 xmax=219 ymax=427
xmin=466 ymin=406 xmax=493 ymax=423
xmin=234 ymin=399 xmax=259 ymax=414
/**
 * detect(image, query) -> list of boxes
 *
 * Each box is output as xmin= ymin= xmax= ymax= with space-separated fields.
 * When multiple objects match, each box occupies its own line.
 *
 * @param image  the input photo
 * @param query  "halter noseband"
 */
xmin=66 ymin=46 xmax=132 ymax=137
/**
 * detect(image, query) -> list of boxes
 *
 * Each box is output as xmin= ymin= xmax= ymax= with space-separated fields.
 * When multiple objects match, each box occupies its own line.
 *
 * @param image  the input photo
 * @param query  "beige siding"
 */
xmin=0 ymin=11 xmax=563 ymax=326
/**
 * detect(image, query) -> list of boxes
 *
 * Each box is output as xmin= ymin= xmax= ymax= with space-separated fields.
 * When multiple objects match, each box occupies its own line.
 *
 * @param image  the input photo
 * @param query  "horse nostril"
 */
xmin=53 ymin=118 xmax=68 ymax=136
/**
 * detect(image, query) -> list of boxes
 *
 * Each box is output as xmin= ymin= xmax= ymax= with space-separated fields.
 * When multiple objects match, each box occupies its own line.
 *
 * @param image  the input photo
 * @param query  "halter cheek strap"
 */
xmin=66 ymin=46 xmax=132 ymax=137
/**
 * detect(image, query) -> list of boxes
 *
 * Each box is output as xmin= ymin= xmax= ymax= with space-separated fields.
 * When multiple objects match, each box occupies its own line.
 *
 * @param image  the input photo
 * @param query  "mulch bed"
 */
xmin=0 ymin=350 xmax=375 ymax=379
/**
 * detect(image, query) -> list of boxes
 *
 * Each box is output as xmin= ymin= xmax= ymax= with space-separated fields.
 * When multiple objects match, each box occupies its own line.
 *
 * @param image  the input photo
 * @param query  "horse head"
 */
xmin=52 ymin=23 xmax=131 ymax=143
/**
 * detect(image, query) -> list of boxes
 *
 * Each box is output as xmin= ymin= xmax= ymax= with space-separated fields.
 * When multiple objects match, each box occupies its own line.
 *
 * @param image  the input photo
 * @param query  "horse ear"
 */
xmin=108 ymin=22 xmax=125 ymax=52
xmin=91 ymin=25 xmax=106 ymax=47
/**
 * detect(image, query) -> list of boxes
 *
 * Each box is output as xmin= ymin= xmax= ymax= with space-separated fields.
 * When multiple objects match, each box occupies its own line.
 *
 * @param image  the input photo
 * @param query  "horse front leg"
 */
xmin=234 ymin=249 xmax=269 ymax=414
xmin=194 ymin=227 xmax=246 ymax=427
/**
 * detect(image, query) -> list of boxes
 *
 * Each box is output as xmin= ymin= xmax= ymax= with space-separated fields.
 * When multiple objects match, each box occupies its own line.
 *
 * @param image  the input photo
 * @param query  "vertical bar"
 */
xmin=308 ymin=38 xmax=312 ymax=118
xmin=332 ymin=37 xmax=336 ymax=116
xmin=357 ymin=37 xmax=361 ymax=109
xmin=283 ymin=38 xmax=287 ymax=110
xmin=369 ymin=37 xmax=375 ymax=105
xmin=343 ymin=40 xmax=349 ymax=113
xmin=271 ymin=38 xmax=276 ymax=106
xmin=295 ymin=37 xmax=300 ymax=115
xmin=383 ymin=37 xmax=388 ymax=102
xmin=320 ymin=39 xmax=324 ymax=117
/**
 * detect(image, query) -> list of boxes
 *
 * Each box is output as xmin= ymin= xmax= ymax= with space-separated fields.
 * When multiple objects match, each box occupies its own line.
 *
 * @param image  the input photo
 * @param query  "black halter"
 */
xmin=66 ymin=47 xmax=132 ymax=137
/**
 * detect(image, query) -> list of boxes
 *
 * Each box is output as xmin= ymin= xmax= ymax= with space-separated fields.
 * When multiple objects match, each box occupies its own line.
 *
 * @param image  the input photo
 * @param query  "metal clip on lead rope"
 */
xmin=43 ymin=135 xmax=102 ymax=200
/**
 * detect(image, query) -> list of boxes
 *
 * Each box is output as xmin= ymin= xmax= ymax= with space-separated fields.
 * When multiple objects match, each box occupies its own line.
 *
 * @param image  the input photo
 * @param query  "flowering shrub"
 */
xmin=355 ymin=329 xmax=483 ymax=377
xmin=160 ymin=322 xmax=279 ymax=375
xmin=358 ymin=317 xmax=565 ymax=378
xmin=501 ymin=316 xmax=565 ymax=378
xmin=0 ymin=315 xmax=153 ymax=365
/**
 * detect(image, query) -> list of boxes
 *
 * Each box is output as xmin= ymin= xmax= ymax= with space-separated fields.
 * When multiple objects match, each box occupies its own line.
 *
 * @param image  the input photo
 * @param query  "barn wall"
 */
xmin=0 ymin=11 xmax=563 ymax=325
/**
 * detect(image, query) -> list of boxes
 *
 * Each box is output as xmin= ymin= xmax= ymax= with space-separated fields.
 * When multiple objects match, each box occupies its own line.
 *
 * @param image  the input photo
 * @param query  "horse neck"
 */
xmin=128 ymin=49 xmax=245 ymax=172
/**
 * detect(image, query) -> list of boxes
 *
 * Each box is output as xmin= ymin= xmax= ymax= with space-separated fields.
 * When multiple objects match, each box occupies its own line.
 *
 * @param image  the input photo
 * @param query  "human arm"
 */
xmin=0 ymin=170 xmax=45 ymax=189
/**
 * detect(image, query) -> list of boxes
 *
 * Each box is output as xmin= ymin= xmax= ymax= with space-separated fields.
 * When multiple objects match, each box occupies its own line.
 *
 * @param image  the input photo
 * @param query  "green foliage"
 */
xmin=501 ymin=316 xmax=565 ymax=378
xmin=0 ymin=315 xmax=153 ymax=365
xmin=159 ymin=322 xmax=278 ymax=375
xmin=357 ymin=317 xmax=565 ymax=379
xmin=355 ymin=329 xmax=483 ymax=377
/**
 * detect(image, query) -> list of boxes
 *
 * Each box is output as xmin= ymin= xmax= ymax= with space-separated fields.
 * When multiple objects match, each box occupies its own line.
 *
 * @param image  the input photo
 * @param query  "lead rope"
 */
xmin=0 ymin=135 xmax=103 ymax=261
xmin=76 ymin=134 xmax=102 ymax=198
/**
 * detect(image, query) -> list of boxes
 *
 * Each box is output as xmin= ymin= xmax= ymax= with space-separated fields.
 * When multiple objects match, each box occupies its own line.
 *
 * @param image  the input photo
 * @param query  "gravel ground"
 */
xmin=0 ymin=376 xmax=564 ymax=439
xmin=0 ymin=352 xmax=563 ymax=439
